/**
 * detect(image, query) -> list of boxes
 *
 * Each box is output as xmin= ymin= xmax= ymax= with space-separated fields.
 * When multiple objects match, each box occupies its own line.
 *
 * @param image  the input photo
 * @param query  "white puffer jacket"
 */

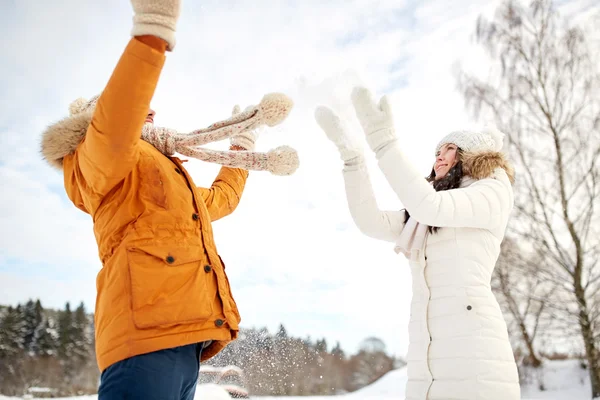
xmin=343 ymin=144 xmax=520 ymax=400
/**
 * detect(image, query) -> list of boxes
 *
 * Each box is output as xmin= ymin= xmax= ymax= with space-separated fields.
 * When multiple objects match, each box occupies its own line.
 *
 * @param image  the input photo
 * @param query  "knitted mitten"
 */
xmin=351 ymin=87 xmax=397 ymax=155
xmin=315 ymin=106 xmax=363 ymax=169
xmin=131 ymin=0 xmax=181 ymax=51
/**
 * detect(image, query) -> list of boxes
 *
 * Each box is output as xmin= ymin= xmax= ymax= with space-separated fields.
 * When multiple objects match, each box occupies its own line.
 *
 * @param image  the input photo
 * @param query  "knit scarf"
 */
xmin=394 ymin=217 xmax=428 ymax=262
xmin=59 ymin=93 xmax=299 ymax=176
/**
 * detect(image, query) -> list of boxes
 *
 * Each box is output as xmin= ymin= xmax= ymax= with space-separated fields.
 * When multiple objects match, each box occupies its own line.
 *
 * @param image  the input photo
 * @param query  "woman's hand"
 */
xmin=314 ymin=106 xmax=363 ymax=166
xmin=351 ymin=87 xmax=397 ymax=154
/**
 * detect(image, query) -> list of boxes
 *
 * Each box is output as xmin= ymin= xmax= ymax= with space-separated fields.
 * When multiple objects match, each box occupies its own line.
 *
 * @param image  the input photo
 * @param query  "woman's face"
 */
xmin=434 ymin=143 xmax=458 ymax=180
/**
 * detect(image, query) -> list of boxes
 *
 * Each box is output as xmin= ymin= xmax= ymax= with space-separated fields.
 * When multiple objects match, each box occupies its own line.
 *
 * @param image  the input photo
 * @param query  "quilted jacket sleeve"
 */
xmin=76 ymin=37 xmax=166 ymax=196
xmin=376 ymin=142 xmax=513 ymax=230
xmin=343 ymin=163 xmax=405 ymax=242
xmin=198 ymin=167 xmax=249 ymax=221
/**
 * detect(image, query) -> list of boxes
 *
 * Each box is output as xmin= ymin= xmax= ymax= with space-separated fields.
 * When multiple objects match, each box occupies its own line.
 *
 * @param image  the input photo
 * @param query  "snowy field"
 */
xmin=0 ymin=360 xmax=591 ymax=400
xmin=256 ymin=360 xmax=591 ymax=400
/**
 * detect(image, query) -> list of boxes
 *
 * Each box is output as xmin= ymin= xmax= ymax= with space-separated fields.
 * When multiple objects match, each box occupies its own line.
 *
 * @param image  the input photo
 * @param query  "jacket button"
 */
xmin=204 ymin=265 xmax=212 ymax=273
xmin=166 ymin=256 xmax=175 ymax=264
xmin=215 ymin=319 xmax=224 ymax=327
xmin=175 ymin=168 xmax=181 ymax=174
xmin=192 ymin=213 xmax=199 ymax=221
xmin=467 ymin=305 xmax=472 ymax=311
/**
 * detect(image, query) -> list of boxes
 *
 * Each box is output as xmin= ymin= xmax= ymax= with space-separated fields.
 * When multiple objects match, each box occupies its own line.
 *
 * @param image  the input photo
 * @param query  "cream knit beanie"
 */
xmin=435 ymin=124 xmax=505 ymax=154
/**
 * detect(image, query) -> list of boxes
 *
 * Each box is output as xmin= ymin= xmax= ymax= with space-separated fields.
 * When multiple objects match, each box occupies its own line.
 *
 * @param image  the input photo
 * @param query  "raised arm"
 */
xmin=76 ymin=0 xmax=180 ymax=196
xmin=350 ymin=86 xmax=513 ymax=231
xmin=376 ymin=143 xmax=513 ymax=229
xmin=197 ymin=129 xmax=254 ymax=221
xmin=198 ymin=165 xmax=249 ymax=222
xmin=343 ymin=164 xmax=405 ymax=242
xmin=315 ymin=106 xmax=404 ymax=242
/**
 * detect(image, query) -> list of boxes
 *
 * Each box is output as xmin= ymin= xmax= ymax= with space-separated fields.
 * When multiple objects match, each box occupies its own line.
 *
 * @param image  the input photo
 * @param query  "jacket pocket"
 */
xmin=127 ymin=244 xmax=213 ymax=329
xmin=461 ymin=288 xmax=483 ymax=331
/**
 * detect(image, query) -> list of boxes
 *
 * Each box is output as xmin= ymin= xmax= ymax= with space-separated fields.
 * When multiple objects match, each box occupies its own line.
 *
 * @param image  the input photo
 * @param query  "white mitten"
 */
xmin=350 ymin=87 xmax=397 ymax=154
xmin=315 ymin=106 xmax=363 ymax=168
xmin=131 ymin=0 xmax=181 ymax=51
xmin=230 ymin=105 xmax=258 ymax=151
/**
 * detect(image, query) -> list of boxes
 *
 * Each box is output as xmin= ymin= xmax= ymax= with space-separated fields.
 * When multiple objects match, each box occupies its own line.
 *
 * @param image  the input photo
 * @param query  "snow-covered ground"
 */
xmin=520 ymin=359 xmax=590 ymax=399
xmin=0 ymin=359 xmax=592 ymax=399
xmin=257 ymin=360 xmax=591 ymax=400
xmin=255 ymin=367 xmax=409 ymax=400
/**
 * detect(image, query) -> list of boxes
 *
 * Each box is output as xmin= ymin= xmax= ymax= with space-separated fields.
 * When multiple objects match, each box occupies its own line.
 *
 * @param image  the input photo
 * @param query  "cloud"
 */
xmin=1 ymin=0 xmax=597 ymax=359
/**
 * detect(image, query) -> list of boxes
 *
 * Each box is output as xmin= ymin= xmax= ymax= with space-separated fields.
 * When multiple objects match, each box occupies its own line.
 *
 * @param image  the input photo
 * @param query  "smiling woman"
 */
xmin=433 ymin=143 xmax=459 ymax=180
xmin=423 ymin=145 xmax=465 ymax=204
xmin=316 ymin=87 xmax=519 ymax=400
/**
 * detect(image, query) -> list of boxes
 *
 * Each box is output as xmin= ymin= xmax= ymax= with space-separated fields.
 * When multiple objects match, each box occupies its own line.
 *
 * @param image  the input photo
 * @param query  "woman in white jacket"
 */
xmin=315 ymin=87 xmax=520 ymax=400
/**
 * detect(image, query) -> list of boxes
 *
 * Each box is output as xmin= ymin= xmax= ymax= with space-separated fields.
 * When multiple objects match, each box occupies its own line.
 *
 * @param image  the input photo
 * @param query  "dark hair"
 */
xmin=403 ymin=148 xmax=464 ymax=234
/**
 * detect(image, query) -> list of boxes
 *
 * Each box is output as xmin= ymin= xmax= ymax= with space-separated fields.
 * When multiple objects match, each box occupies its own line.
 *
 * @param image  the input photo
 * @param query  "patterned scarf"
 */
xmin=74 ymin=93 xmax=299 ymax=176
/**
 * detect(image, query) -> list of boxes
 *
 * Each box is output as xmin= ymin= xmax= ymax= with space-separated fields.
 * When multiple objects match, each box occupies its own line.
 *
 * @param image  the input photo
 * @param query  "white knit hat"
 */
xmin=435 ymin=124 xmax=505 ymax=154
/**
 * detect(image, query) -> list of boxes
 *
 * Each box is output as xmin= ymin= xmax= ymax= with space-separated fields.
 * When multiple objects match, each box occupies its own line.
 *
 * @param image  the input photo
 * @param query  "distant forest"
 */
xmin=0 ymin=299 xmax=404 ymax=397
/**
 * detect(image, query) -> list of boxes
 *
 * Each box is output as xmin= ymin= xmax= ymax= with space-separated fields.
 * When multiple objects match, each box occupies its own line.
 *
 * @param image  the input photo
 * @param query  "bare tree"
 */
xmin=457 ymin=0 xmax=600 ymax=397
xmin=349 ymin=337 xmax=394 ymax=390
xmin=493 ymin=238 xmax=547 ymax=368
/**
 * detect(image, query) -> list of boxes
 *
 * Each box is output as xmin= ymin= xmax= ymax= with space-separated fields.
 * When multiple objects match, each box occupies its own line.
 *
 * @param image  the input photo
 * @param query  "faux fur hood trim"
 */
xmin=40 ymin=110 xmax=94 ymax=170
xmin=462 ymin=150 xmax=515 ymax=184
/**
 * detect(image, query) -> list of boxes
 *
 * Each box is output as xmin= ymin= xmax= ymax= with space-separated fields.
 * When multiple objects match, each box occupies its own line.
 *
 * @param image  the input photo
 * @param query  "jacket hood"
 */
xmin=462 ymin=150 xmax=515 ymax=184
xmin=40 ymin=109 xmax=94 ymax=170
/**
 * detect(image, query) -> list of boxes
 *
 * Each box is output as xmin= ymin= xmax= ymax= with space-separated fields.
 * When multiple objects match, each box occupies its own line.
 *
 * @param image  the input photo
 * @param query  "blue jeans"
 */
xmin=98 ymin=342 xmax=209 ymax=400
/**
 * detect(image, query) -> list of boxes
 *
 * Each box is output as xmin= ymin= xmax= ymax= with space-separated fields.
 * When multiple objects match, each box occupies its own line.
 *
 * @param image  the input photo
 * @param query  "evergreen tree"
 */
xmin=58 ymin=302 xmax=73 ymax=359
xmin=33 ymin=316 xmax=59 ymax=357
xmin=0 ymin=305 xmax=26 ymax=357
xmin=71 ymin=302 xmax=90 ymax=362
xmin=22 ymin=299 xmax=44 ymax=353
xmin=256 ymin=327 xmax=273 ymax=352
xmin=315 ymin=338 xmax=328 ymax=353
xmin=0 ymin=300 xmax=99 ymax=396
xmin=0 ymin=305 xmax=27 ymax=395
xmin=332 ymin=341 xmax=345 ymax=360
xmin=275 ymin=324 xmax=288 ymax=339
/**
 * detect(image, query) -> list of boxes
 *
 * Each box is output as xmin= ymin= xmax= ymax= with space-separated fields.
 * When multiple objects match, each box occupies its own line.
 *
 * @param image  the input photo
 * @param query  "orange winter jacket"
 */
xmin=60 ymin=37 xmax=248 ymax=372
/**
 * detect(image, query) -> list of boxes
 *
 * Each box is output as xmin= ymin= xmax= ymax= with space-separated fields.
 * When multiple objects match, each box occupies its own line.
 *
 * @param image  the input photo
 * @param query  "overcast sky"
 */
xmin=1 ymin=0 xmax=598 ymax=358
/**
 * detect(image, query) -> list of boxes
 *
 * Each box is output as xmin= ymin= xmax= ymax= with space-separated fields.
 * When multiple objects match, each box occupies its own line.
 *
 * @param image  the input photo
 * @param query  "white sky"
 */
xmin=0 ymin=0 xmax=597 ymax=358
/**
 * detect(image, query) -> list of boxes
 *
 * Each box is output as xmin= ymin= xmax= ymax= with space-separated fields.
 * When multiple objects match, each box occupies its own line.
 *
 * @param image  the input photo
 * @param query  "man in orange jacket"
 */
xmin=41 ymin=1 xmax=251 ymax=398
